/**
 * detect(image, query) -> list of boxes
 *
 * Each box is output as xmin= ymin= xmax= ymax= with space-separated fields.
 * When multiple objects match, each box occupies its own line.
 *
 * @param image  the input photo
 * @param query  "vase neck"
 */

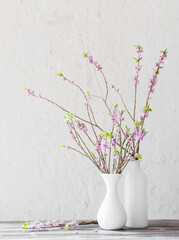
xmin=101 ymin=174 xmax=121 ymax=194
xmin=131 ymin=160 xmax=140 ymax=169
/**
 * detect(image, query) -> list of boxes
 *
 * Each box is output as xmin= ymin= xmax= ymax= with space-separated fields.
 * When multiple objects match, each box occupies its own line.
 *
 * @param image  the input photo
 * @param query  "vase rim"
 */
xmin=100 ymin=173 xmax=122 ymax=175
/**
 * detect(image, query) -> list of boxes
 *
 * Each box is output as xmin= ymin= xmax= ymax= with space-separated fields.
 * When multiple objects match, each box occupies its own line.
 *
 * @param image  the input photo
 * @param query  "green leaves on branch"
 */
xmin=64 ymin=113 xmax=74 ymax=121
xmin=134 ymin=121 xmax=141 ymax=127
xmin=61 ymin=144 xmax=65 ymax=147
xmin=102 ymin=131 xmax=114 ymax=139
xmin=65 ymin=224 xmax=70 ymax=230
xmin=133 ymin=57 xmax=139 ymax=63
xmin=57 ymin=72 xmax=63 ymax=77
xmin=90 ymin=152 xmax=95 ymax=156
xmin=114 ymin=148 xmax=121 ymax=156
xmin=86 ymin=91 xmax=90 ymax=96
xmin=134 ymin=44 xmax=143 ymax=50
xmin=142 ymin=128 xmax=148 ymax=134
xmin=135 ymin=154 xmax=142 ymax=160
xmin=161 ymin=48 xmax=168 ymax=57
xmin=126 ymin=126 xmax=130 ymax=133
xmin=83 ymin=52 xmax=89 ymax=58
xmin=144 ymin=105 xmax=152 ymax=112
xmin=126 ymin=126 xmax=133 ymax=138
xmin=21 ymin=222 xmax=30 ymax=230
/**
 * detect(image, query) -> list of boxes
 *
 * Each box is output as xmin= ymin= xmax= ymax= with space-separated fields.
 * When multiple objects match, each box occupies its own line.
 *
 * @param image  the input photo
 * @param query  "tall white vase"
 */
xmin=97 ymin=174 xmax=127 ymax=230
xmin=124 ymin=160 xmax=148 ymax=228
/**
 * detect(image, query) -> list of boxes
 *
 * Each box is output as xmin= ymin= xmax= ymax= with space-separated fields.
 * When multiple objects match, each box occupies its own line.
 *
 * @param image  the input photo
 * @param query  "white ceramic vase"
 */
xmin=97 ymin=174 xmax=127 ymax=230
xmin=124 ymin=160 xmax=148 ymax=228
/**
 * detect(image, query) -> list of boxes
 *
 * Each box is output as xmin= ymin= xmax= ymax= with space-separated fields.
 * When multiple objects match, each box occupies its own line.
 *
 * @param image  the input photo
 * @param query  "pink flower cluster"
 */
xmin=140 ymin=109 xmax=149 ymax=121
xmin=111 ymin=107 xmax=124 ymax=126
xmin=86 ymin=95 xmax=92 ymax=105
xmin=67 ymin=122 xmax=77 ymax=140
xmin=58 ymin=73 xmax=75 ymax=85
xmin=84 ymin=53 xmax=102 ymax=71
xmin=94 ymin=137 xmax=102 ymax=152
xmin=24 ymin=88 xmax=49 ymax=100
xmin=100 ymin=165 xmax=106 ymax=172
xmin=93 ymin=155 xmax=106 ymax=172
xmin=127 ymin=125 xmax=146 ymax=145
xmin=26 ymin=221 xmax=44 ymax=231
xmin=68 ymin=221 xmax=79 ymax=229
xmin=148 ymin=51 xmax=167 ymax=95
xmin=25 ymin=88 xmax=34 ymax=96
xmin=132 ymin=45 xmax=143 ymax=87
xmin=23 ymin=220 xmax=78 ymax=232
xmin=77 ymin=121 xmax=88 ymax=132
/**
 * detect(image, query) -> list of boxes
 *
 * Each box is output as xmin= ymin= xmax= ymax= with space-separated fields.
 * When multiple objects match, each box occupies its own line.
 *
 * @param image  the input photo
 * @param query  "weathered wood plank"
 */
xmin=0 ymin=220 xmax=178 ymax=239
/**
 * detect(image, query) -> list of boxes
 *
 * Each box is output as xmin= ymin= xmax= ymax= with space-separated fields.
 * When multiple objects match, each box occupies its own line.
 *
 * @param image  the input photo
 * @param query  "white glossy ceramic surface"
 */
xmin=97 ymin=174 xmax=127 ymax=230
xmin=124 ymin=161 xmax=148 ymax=228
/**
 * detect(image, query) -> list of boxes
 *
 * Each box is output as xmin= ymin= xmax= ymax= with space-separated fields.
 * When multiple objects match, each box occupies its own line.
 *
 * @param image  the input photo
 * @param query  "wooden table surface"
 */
xmin=0 ymin=220 xmax=179 ymax=239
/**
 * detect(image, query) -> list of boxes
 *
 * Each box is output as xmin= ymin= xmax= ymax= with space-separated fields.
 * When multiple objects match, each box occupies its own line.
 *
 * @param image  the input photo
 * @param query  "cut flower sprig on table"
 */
xmin=24 ymin=45 xmax=167 ymax=174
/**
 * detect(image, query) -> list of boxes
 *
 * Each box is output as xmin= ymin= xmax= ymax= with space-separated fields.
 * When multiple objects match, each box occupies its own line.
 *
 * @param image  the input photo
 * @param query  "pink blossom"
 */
xmin=70 ymin=81 xmax=75 ymax=84
xmin=137 ymin=48 xmax=143 ymax=53
xmin=65 ymin=145 xmax=70 ymax=150
xmin=113 ymin=153 xmax=119 ymax=160
xmin=95 ymin=144 xmax=101 ymax=152
xmin=96 ymin=64 xmax=102 ymax=71
xmin=68 ymin=128 xmax=76 ymax=140
xmin=27 ymin=221 xmax=43 ymax=232
xmin=147 ymin=50 xmax=167 ymax=97
xmin=88 ymin=55 xmax=94 ymax=64
xmin=52 ymin=220 xmax=59 ymax=227
xmin=132 ymin=45 xmax=143 ymax=87
xmin=95 ymin=157 xmax=100 ymax=165
xmin=130 ymin=157 xmax=135 ymax=162
xmin=93 ymin=229 xmax=99 ymax=232
xmin=45 ymin=221 xmax=51 ymax=226
xmin=63 ymin=77 xmax=66 ymax=81
xmin=86 ymin=54 xmax=102 ymax=71
xmin=111 ymin=107 xmax=124 ymax=126
xmin=77 ymin=121 xmax=88 ymax=132
xmin=144 ymin=110 xmax=149 ymax=118
xmin=26 ymin=88 xmax=34 ymax=96
xmin=86 ymin=95 xmax=92 ymax=105
xmin=58 ymin=221 xmax=65 ymax=225
xmin=112 ymin=138 xmax=116 ymax=146
xmin=135 ymin=65 xmax=142 ymax=74
xmin=38 ymin=93 xmax=42 ymax=98
xmin=69 ymin=220 xmax=79 ymax=229
xmin=103 ymin=142 xmax=110 ymax=149
xmin=116 ymin=138 xmax=120 ymax=144
xmin=100 ymin=165 xmax=105 ymax=172
xmin=138 ymin=130 xmax=146 ymax=141
xmin=140 ymin=115 xmax=144 ymax=121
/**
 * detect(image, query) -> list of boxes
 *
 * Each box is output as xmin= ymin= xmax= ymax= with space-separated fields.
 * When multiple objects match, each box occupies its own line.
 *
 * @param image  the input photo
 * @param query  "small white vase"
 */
xmin=97 ymin=174 xmax=127 ymax=230
xmin=124 ymin=160 xmax=148 ymax=228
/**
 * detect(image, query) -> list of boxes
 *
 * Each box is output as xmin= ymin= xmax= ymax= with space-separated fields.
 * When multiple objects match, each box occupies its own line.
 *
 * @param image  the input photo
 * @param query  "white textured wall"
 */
xmin=0 ymin=0 xmax=179 ymax=221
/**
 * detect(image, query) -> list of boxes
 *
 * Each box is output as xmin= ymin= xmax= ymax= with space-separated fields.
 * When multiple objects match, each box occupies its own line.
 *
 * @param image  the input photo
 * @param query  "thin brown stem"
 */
xmin=112 ymin=85 xmax=134 ymax=122
xmin=68 ymin=146 xmax=89 ymax=158
xmin=99 ymin=69 xmax=109 ymax=102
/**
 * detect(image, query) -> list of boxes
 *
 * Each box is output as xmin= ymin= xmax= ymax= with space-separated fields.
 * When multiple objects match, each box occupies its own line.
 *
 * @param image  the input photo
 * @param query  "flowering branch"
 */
xmin=133 ymin=44 xmax=143 ymax=121
xmin=25 ymin=46 xmax=167 ymax=174
xmin=112 ymin=85 xmax=134 ymax=122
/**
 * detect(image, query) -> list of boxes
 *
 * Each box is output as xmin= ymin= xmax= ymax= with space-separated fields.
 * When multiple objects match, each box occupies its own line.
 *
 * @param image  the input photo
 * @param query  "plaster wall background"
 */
xmin=0 ymin=0 xmax=178 ymax=220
